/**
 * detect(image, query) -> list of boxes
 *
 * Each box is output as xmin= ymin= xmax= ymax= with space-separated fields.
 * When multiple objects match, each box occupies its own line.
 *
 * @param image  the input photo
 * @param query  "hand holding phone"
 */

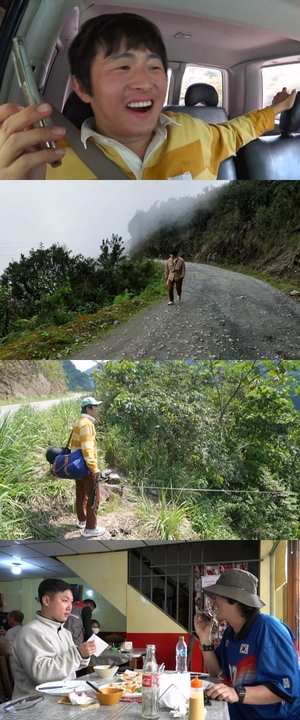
xmin=11 ymin=36 xmax=62 ymax=167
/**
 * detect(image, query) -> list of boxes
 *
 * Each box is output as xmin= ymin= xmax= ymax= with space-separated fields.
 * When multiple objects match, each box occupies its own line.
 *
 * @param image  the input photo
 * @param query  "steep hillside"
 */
xmin=131 ymin=181 xmax=300 ymax=283
xmin=0 ymin=360 xmax=68 ymax=401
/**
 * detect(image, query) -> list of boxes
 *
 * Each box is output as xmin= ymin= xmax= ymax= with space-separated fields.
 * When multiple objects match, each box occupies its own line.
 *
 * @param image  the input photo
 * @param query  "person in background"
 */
xmin=165 ymin=250 xmax=186 ymax=305
xmin=91 ymin=619 xmax=101 ymax=636
xmin=70 ymin=396 xmax=106 ymax=538
xmin=5 ymin=610 xmax=24 ymax=641
xmin=12 ymin=579 xmax=96 ymax=698
xmin=194 ymin=568 xmax=300 ymax=720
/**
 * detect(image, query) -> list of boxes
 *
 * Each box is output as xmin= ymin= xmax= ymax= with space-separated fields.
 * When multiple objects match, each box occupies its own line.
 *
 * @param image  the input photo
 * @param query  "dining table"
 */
xmin=0 ymin=672 xmax=230 ymax=720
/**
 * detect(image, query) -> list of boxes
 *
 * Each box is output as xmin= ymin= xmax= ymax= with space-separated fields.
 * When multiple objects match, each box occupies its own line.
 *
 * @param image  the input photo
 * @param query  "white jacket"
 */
xmin=12 ymin=612 xmax=90 ymax=698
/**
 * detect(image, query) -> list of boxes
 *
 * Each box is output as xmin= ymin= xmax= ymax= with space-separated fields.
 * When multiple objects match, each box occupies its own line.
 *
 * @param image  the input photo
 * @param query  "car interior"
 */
xmin=0 ymin=0 xmax=300 ymax=179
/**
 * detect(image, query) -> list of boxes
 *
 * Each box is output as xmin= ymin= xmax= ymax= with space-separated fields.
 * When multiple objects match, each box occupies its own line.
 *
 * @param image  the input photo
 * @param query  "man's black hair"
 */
xmin=38 ymin=579 xmax=73 ymax=603
xmin=68 ymin=13 xmax=168 ymax=95
xmin=81 ymin=404 xmax=94 ymax=414
xmin=170 ymin=249 xmax=178 ymax=256
xmin=83 ymin=598 xmax=96 ymax=609
xmin=227 ymin=597 xmax=256 ymax=619
xmin=8 ymin=610 xmax=24 ymax=624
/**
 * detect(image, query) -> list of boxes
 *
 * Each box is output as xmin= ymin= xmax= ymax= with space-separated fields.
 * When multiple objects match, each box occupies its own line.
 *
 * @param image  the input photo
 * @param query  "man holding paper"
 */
xmin=12 ymin=579 xmax=97 ymax=698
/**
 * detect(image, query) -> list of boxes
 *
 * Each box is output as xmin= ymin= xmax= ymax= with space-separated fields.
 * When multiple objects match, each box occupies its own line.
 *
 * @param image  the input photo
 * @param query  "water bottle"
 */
xmin=175 ymin=635 xmax=187 ymax=673
xmin=142 ymin=644 xmax=159 ymax=719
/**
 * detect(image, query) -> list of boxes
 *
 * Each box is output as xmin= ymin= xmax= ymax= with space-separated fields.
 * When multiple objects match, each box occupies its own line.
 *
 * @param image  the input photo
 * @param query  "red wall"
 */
xmin=127 ymin=633 xmax=191 ymax=670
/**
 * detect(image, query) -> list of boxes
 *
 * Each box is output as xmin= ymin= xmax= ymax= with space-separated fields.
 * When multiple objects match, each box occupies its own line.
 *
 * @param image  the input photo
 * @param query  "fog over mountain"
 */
xmin=1 ymin=181 xmax=227 ymax=273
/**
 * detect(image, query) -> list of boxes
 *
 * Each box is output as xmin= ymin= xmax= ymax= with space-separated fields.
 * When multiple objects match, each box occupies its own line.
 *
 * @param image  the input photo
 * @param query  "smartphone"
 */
xmin=11 ymin=36 xmax=62 ymax=167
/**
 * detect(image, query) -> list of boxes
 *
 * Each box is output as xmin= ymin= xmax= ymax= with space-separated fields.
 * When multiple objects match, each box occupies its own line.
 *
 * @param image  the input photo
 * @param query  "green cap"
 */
xmin=81 ymin=396 xmax=102 ymax=407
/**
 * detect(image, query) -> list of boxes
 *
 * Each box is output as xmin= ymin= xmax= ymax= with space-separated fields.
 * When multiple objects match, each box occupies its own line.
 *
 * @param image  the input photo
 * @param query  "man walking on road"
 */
xmin=165 ymin=250 xmax=186 ymax=305
xmin=70 ymin=396 xmax=106 ymax=538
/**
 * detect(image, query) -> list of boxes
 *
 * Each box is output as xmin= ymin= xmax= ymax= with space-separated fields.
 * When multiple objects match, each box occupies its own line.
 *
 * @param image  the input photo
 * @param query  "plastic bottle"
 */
xmin=142 ymin=644 xmax=160 ymax=719
xmin=175 ymin=635 xmax=188 ymax=673
xmin=189 ymin=676 xmax=204 ymax=720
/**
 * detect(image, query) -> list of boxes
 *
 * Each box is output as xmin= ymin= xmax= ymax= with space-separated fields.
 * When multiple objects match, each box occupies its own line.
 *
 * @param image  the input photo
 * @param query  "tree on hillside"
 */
xmin=97 ymin=234 xmax=125 ymax=269
xmin=62 ymin=360 xmax=92 ymax=391
xmin=0 ymin=244 xmax=97 ymax=319
xmin=90 ymin=360 xmax=300 ymax=537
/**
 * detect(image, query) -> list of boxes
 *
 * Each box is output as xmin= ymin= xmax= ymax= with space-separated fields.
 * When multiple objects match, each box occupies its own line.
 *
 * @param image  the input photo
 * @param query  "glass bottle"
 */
xmin=142 ymin=644 xmax=160 ymax=719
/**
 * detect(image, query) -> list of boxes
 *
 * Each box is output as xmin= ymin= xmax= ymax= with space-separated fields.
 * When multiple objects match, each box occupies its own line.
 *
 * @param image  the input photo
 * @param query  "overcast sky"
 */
xmin=1 ymin=181 xmax=227 ymax=275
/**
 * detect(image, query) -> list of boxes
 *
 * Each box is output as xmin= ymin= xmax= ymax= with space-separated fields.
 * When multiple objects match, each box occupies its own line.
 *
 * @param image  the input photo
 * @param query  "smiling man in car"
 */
xmin=0 ymin=12 xmax=297 ymax=180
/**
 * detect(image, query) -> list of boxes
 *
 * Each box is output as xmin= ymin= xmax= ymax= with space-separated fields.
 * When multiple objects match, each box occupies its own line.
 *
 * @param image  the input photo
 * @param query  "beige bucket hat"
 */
xmin=203 ymin=569 xmax=265 ymax=608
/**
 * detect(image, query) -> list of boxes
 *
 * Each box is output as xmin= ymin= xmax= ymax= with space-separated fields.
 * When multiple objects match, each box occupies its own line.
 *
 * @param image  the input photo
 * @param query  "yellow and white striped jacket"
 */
xmin=46 ymin=106 xmax=275 ymax=181
xmin=70 ymin=415 xmax=99 ymax=474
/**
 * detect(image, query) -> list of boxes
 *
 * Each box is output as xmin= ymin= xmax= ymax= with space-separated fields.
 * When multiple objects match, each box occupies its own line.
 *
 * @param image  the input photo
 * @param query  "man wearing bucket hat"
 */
xmin=194 ymin=569 xmax=300 ymax=719
xmin=70 ymin=396 xmax=106 ymax=538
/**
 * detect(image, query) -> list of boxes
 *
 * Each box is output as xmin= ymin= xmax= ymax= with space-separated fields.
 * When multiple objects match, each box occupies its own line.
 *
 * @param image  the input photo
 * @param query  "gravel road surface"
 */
xmin=71 ymin=264 xmax=300 ymax=360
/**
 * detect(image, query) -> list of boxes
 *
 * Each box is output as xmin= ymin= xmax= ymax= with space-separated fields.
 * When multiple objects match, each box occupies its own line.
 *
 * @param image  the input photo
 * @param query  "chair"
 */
xmin=0 ymin=655 xmax=14 ymax=701
xmin=63 ymin=91 xmax=92 ymax=129
xmin=234 ymin=91 xmax=300 ymax=179
xmin=164 ymin=83 xmax=237 ymax=179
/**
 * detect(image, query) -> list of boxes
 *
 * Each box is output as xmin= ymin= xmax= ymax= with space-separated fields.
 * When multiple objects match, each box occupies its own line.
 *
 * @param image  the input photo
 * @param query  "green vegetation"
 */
xmin=0 ymin=236 xmax=165 ymax=358
xmin=1 ymin=360 xmax=299 ymax=540
xmin=130 ymin=181 xmax=300 ymax=287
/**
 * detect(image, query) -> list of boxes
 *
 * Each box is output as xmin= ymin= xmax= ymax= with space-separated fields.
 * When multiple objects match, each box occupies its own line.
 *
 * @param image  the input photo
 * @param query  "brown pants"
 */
xmin=75 ymin=473 xmax=100 ymax=530
xmin=168 ymin=278 xmax=183 ymax=302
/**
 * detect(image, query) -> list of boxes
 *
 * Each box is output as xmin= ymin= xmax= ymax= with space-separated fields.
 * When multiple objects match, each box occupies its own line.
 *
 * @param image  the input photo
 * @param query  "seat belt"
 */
xmin=50 ymin=107 xmax=129 ymax=180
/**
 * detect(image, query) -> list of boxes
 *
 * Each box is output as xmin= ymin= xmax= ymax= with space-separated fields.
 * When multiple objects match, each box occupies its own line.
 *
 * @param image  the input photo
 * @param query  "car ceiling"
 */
xmin=0 ymin=539 xmax=186 ymax=582
xmin=80 ymin=0 xmax=300 ymax=67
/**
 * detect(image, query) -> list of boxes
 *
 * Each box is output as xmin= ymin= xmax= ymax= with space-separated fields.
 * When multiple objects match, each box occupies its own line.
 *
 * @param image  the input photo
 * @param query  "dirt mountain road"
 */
xmin=72 ymin=264 xmax=300 ymax=360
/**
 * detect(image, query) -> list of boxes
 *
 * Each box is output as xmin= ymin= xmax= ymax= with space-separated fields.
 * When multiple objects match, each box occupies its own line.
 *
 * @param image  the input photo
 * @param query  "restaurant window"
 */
xmin=128 ymin=542 xmax=260 ymax=633
xmin=179 ymin=65 xmax=223 ymax=106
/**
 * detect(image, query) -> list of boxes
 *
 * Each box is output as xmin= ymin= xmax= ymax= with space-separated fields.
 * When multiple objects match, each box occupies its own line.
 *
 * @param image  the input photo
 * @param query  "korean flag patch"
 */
xmin=239 ymin=643 xmax=249 ymax=655
xmin=283 ymin=678 xmax=290 ymax=688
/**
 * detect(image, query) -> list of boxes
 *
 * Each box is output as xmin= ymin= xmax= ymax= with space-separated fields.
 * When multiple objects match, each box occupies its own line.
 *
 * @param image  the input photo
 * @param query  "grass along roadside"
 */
xmin=0 ymin=272 xmax=166 ymax=360
xmin=0 ymin=401 xmax=198 ymax=541
xmin=211 ymin=263 xmax=300 ymax=295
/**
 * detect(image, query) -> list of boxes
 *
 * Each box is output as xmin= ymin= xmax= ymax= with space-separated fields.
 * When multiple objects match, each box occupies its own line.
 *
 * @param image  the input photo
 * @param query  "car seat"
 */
xmin=234 ymin=91 xmax=300 ymax=179
xmin=164 ymin=82 xmax=237 ymax=179
xmin=63 ymin=91 xmax=92 ymax=129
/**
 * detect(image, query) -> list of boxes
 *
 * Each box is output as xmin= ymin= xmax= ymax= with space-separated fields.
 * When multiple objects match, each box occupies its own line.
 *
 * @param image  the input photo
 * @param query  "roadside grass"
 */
xmin=211 ymin=263 xmax=300 ymax=295
xmin=0 ymin=269 xmax=166 ymax=360
xmin=0 ymin=400 xmax=200 ymax=541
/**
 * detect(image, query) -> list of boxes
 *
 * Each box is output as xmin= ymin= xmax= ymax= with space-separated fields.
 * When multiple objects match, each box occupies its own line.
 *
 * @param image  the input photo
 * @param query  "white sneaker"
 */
xmin=168 ymin=301 xmax=174 ymax=305
xmin=82 ymin=526 xmax=106 ymax=538
xmin=77 ymin=520 xmax=86 ymax=529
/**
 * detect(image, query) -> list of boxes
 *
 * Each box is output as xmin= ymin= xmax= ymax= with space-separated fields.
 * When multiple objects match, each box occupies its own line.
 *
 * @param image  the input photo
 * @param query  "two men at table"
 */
xmin=195 ymin=569 xmax=300 ymax=720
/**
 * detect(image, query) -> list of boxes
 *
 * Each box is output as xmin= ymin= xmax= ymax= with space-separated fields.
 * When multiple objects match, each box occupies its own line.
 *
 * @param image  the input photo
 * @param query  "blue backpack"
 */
xmin=46 ymin=431 xmax=89 ymax=480
xmin=50 ymin=448 xmax=89 ymax=480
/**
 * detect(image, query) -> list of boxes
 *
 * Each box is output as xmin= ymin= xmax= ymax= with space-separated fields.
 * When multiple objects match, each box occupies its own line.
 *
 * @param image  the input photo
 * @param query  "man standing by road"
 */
xmin=165 ymin=250 xmax=186 ymax=305
xmin=194 ymin=568 xmax=300 ymax=720
xmin=70 ymin=396 xmax=106 ymax=538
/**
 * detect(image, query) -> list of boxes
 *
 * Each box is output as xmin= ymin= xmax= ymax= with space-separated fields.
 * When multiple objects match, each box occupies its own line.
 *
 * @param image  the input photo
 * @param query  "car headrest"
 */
xmin=185 ymin=83 xmax=218 ymax=107
xmin=63 ymin=90 xmax=93 ymax=129
xmin=279 ymin=91 xmax=300 ymax=135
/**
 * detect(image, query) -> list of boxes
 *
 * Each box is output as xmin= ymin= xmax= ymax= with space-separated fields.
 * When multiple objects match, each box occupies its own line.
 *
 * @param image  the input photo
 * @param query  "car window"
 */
xmin=179 ymin=64 xmax=223 ymax=106
xmin=262 ymin=62 xmax=300 ymax=110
